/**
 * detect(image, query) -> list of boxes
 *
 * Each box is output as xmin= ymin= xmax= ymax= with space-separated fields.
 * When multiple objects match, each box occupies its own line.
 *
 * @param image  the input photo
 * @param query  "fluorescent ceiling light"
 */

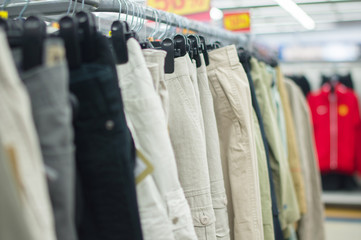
xmin=210 ymin=7 xmax=223 ymax=21
xmin=274 ymin=0 xmax=316 ymax=29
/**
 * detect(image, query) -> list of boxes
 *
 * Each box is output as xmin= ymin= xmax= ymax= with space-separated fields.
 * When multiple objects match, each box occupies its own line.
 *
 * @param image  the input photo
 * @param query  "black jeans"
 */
xmin=70 ymin=34 xmax=143 ymax=240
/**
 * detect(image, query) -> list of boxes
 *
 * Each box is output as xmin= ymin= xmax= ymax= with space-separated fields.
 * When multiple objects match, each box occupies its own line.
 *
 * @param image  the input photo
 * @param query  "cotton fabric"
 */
xmin=165 ymin=53 xmax=217 ymax=240
xmin=207 ymin=46 xmax=264 ymax=240
xmin=0 ymin=29 xmax=57 ymax=240
xmin=197 ymin=53 xmax=231 ymax=240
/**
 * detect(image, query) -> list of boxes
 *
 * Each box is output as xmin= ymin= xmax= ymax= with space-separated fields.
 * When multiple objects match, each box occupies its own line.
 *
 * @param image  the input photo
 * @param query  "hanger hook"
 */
xmin=134 ymin=3 xmax=140 ymax=31
xmin=122 ymin=0 xmax=129 ymax=22
xmin=66 ymin=0 xmax=72 ymax=15
xmin=1 ymin=0 xmax=12 ymax=11
xmin=72 ymin=0 xmax=78 ymax=15
xmin=18 ymin=0 xmax=30 ymax=18
xmin=129 ymin=1 xmax=136 ymax=30
xmin=136 ymin=4 xmax=143 ymax=32
xmin=116 ymin=0 xmax=122 ymax=20
xmin=158 ymin=11 xmax=168 ymax=40
xmin=151 ymin=9 xmax=159 ymax=38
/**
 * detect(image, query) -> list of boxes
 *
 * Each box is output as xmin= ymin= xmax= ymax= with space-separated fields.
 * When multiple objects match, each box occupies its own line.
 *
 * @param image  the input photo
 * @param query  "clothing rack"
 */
xmin=2 ymin=0 xmax=248 ymax=46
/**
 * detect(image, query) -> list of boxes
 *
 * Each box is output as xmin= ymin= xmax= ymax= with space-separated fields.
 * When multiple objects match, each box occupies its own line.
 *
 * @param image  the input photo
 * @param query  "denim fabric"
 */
xmin=241 ymin=56 xmax=284 ymax=240
xmin=22 ymin=60 xmax=77 ymax=240
xmin=70 ymin=34 xmax=142 ymax=240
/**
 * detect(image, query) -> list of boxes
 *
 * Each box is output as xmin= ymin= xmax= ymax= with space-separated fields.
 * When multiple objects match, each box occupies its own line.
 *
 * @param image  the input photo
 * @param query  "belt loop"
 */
xmin=227 ymin=45 xmax=238 ymax=67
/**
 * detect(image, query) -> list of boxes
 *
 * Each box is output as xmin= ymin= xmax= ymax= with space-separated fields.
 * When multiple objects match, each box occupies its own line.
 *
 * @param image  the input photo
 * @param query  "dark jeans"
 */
xmin=70 ymin=34 xmax=143 ymax=240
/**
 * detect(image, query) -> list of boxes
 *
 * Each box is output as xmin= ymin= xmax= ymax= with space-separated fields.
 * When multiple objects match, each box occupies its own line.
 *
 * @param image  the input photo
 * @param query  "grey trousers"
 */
xmin=22 ymin=59 xmax=77 ymax=240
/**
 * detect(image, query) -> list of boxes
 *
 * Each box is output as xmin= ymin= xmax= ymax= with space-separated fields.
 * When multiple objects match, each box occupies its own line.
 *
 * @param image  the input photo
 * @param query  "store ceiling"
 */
xmin=212 ymin=0 xmax=361 ymax=35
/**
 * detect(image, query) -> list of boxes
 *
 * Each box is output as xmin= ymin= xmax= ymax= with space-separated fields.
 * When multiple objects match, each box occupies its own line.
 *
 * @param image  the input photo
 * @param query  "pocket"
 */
xmin=212 ymin=194 xmax=230 ymax=239
xmin=192 ymin=206 xmax=217 ymax=240
xmin=165 ymin=189 xmax=193 ymax=231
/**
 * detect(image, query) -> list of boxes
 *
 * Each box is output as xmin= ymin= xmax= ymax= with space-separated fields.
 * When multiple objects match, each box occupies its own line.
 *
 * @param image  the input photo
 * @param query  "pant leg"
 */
xmin=165 ymin=54 xmax=217 ymax=240
xmin=143 ymin=49 xmax=169 ymax=122
xmin=197 ymin=54 xmax=231 ymax=240
xmin=70 ymin=34 xmax=143 ymax=240
xmin=118 ymin=39 xmax=184 ymax=240
xmin=0 ymin=29 xmax=56 ymax=240
xmin=207 ymin=45 xmax=264 ymax=240
xmin=21 ymin=40 xmax=77 ymax=240
xmin=0 ymin=137 xmax=34 ymax=240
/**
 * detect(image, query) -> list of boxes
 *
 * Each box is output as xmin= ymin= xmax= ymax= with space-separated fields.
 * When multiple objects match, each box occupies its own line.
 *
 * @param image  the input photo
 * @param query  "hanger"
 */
xmin=174 ymin=34 xmax=187 ymax=57
xmin=187 ymin=34 xmax=201 ymax=67
xmin=199 ymin=35 xmax=209 ymax=66
xmin=111 ymin=21 xmax=128 ymax=64
xmin=150 ymin=9 xmax=161 ymax=47
xmin=75 ymin=11 xmax=96 ymax=62
xmin=59 ymin=15 xmax=81 ymax=69
xmin=22 ymin=16 xmax=46 ymax=71
xmin=161 ymin=38 xmax=174 ymax=74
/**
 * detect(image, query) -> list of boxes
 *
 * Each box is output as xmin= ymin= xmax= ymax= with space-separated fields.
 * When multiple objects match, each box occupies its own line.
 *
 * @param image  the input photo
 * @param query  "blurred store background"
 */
xmin=144 ymin=0 xmax=361 ymax=239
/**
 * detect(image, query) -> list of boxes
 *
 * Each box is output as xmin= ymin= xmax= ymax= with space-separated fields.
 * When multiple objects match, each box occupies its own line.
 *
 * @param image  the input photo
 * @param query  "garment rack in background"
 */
xmin=2 ymin=0 xmax=248 ymax=46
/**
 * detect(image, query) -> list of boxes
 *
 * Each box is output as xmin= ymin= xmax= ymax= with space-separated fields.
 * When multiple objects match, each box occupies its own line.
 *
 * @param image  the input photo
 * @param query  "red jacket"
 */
xmin=307 ymin=83 xmax=361 ymax=175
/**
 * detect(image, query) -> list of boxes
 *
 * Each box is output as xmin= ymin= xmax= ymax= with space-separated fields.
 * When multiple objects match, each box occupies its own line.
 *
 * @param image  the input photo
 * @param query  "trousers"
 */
xmin=207 ymin=45 xmax=264 ymax=240
xmin=70 ymin=34 xmax=143 ymax=240
xmin=165 ymin=54 xmax=217 ymax=240
xmin=22 ymin=40 xmax=77 ymax=240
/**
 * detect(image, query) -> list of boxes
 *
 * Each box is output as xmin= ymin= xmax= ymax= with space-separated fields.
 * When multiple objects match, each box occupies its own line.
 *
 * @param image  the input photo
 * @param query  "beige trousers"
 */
xmin=165 ymin=54 xmax=217 ymax=240
xmin=117 ymin=39 xmax=196 ymax=240
xmin=0 ymin=137 xmax=33 ymax=240
xmin=0 ymin=30 xmax=56 ymax=240
xmin=143 ymin=49 xmax=169 ymax=121
xmin=207 ymin=45 xmax=264 ymax=240
xmin=197 ymin=53 xmax=231 ymax=240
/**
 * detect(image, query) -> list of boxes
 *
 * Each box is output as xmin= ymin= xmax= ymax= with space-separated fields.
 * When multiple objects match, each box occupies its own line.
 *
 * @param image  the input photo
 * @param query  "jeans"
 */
xmin=70 ymin=34 xmax=143 ymax=240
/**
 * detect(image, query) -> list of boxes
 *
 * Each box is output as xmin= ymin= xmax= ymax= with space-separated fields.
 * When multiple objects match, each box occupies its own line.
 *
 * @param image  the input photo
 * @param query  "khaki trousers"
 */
xmin=165 ymin=54 xmax=217 ymax=240
xmin=0 ymin=137 xmax=33 ymax=240
xmin=143 ymin=49 xmax=169 ymax=122
xmin=284 ymin=79 xmax=325 ymax=240
xmin=117 ymin=39 xmax=196 ymax=240
xmin=197 ymin=54 xmax=231 ymax=240
xmin=207 ymin=45 xmax=264 ymax=240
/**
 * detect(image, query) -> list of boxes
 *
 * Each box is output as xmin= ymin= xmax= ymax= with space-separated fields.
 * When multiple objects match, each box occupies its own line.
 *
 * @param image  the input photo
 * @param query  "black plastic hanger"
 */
xmin=59 ymin=16 xmax=82 ymax=69
xmin=187 ymin=35 xmax=201 ymax=68
xmin=173 ymin=34 xmax=187 ymax=57
xmin=161 ymin=38 xmax=174 ymax=74
xmin=111 ymin=20 xmax=128 ymax=64
xmin=75 ymin=11 xmax=96 ymax=63
xmin=22 ymin=16 xmax=46 ymax=71
xmin=198 ymin=36 xmax=209 ymax=66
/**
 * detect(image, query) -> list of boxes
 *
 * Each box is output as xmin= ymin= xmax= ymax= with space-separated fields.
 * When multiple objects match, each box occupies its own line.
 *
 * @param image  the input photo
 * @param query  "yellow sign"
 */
xmin=147 ymin=0 xmax=210 ymax=16
xmin=223 ymin=11 xmax=251 ymax=32
xmin=338 ymin=104 xmax=349 ymax=116
xmin=0 ymin=11 xmax=8 ymax=19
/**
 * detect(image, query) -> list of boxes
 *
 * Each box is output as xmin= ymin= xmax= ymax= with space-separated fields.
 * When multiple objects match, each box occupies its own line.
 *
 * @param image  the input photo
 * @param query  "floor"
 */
xmin=324 ymin=206 xmax=361 ymax=240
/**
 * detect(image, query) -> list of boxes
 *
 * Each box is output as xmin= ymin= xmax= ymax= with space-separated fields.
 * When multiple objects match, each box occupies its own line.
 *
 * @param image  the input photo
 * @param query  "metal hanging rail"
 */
xmin=2 ymin=0 xmax=248 ymax=45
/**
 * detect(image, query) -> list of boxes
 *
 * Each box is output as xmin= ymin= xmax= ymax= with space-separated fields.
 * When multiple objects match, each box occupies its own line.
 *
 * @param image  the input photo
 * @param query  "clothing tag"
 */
xmin=134 ymin=150 xmax=154 ymax=185
xmin=0 ymin=11 xmax=8 ymax=19
xmin=44 ymin=39 xmax=65 ymax=67
xmin=4 ymin=145 xmax=24 ymax=192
